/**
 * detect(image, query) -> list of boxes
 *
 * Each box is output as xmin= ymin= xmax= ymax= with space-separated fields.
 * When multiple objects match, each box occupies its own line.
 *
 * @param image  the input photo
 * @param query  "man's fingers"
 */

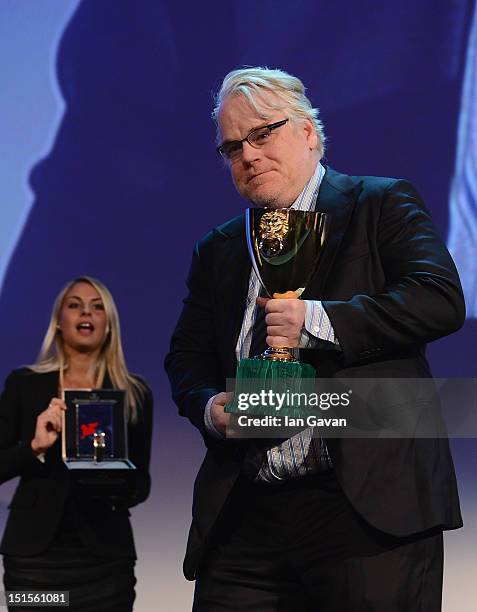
xmin=213 ymin=392 xmax=232 ymax=407
xmin=266 ymin=335 xmax=289 ymax=348
xmin=262 ymin=300 xmax=305 ymax=348
xmin=256 ymin=296 xmax=270 ymax=309
xmin=266 ymin=325 xmax=288 ymax=337
xmin=210 ymin=396 xmax=231 ymax=435
xmin=263 ymin=298 xmax=287 ymax=313
xmin=266 ymin=313 xmax=295 ymax=326
xmin=265 ymin=298 xmax=303 ymax=313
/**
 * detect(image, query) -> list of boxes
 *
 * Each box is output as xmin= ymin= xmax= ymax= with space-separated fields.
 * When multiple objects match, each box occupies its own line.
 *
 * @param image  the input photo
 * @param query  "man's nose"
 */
xmin=241 ymin=141 xmax=261 ymax=163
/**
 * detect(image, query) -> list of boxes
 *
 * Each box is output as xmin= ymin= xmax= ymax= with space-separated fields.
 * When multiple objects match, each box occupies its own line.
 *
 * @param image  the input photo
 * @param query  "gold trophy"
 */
xmin=247 ymin=207 xmax=329 ymax=361
xmin=225 ymin=207 xmax=330 ymax=415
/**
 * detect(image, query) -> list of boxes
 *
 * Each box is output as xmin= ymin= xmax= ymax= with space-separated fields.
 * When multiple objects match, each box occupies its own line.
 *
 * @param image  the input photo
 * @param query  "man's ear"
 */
xmin=303 ymin=118 xmax=318 ymax=151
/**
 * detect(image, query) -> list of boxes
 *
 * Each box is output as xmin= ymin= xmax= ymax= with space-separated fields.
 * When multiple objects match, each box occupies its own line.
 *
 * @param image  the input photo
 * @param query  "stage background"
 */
xmin=0 ymin=1 xmax=476 ymax=610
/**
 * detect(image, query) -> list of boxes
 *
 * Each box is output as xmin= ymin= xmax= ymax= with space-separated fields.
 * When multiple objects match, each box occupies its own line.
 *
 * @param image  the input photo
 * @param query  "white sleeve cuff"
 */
xmin=204 ymin=394 xmax=226 ymax=439
xmin=299 ymin=300 xmax=340 ymax=349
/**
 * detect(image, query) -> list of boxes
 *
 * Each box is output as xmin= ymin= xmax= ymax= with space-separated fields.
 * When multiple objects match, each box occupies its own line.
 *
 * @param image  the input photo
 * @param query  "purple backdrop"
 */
xmin=0 ymin=2 xmax=476 ymax=609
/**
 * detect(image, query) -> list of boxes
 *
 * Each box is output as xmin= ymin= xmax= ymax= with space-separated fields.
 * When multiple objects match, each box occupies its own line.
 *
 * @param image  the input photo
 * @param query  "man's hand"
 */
xmin=210 ymin=392 xmax=233 ymax=436
xmin=31 ymin=398 xmax=67 ymax=455
xmin=257 ymin=296 xmax=306 ymax=348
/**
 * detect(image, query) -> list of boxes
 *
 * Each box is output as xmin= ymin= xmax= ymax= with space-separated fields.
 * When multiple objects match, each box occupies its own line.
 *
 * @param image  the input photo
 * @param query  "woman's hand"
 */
xmin=31 ymin=398 xmax=67 ymax=455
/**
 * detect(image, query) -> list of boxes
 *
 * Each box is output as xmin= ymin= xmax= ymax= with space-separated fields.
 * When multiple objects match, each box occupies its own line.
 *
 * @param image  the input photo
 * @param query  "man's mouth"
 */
xmin=248 ymin=172 xmax=266 ymax=183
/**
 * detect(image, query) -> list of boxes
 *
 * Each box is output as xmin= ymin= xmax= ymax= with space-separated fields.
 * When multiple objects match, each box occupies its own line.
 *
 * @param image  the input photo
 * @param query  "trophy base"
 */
xmin=255 ymin=347 xmax=296 ymax=362
xmin=225 ymin=355 xmax=317 ymax=415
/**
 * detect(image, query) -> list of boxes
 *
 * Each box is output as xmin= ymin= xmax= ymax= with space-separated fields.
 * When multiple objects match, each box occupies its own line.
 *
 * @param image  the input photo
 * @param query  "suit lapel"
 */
xmin=215 ymin=215 xmax=251 ymax=375
xmin=303 ymin=166 xmax=361 ymax=299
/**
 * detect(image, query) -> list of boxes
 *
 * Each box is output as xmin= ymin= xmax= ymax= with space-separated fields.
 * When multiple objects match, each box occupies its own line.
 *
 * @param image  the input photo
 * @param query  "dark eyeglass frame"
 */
xmin=216 ymin=118 xmax=289 ymax=160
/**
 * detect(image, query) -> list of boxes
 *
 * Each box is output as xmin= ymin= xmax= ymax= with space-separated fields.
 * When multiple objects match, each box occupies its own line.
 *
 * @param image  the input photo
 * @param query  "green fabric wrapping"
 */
xmin=225 ymin=358 xmax=317 ymax=417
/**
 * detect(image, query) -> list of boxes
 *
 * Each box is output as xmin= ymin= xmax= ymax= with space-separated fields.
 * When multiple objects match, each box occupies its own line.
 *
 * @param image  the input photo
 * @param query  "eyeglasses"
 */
xmin=217 ymin=118 xmax=289 ymax=160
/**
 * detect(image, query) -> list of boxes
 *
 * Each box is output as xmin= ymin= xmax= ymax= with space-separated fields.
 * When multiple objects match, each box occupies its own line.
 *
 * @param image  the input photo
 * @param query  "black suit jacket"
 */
xmin=0 ymin=368 xmax=153 ymax=558
xmin=165 ymin=166 xmax=465 ymax=580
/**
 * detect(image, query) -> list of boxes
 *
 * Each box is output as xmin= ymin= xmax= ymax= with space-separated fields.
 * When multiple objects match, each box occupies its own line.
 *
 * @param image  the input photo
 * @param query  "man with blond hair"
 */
xmin=165 ymin=67 xmax=464 ymax=611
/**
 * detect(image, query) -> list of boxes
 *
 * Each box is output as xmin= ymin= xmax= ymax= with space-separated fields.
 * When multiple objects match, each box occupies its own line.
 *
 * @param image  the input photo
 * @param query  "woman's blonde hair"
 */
xmin=30 ymin=276 xmax=145 ymax=423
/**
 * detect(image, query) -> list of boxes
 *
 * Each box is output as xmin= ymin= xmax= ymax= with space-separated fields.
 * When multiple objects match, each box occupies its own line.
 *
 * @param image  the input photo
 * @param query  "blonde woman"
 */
xmin=0 ymin=276 xmax=153 ymax=611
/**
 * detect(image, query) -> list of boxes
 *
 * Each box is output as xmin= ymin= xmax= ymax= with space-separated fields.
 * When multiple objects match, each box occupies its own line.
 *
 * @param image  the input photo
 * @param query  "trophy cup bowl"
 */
xmin=246 ymin=207 xmax=330 ymax=361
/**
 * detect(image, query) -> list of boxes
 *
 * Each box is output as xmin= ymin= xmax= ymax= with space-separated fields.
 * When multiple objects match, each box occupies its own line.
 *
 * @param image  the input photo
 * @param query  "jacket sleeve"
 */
xmin=0 ymin=370 xmax=46 ymax=485
xmin=164 ymin=236 xmax=225 ymax=445
xmin=322 ymin=179 xmax=466 ymax=365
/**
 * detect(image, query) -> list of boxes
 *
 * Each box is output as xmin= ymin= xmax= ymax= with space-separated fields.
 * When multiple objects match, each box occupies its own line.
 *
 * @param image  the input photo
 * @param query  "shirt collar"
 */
xmin=290 ymin=162 xmax=325 ymax=212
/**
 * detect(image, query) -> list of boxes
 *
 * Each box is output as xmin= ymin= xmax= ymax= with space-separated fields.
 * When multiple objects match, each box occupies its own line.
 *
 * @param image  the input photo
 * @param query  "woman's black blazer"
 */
xmin=0 ymin=368 xmax=153 ymax=558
